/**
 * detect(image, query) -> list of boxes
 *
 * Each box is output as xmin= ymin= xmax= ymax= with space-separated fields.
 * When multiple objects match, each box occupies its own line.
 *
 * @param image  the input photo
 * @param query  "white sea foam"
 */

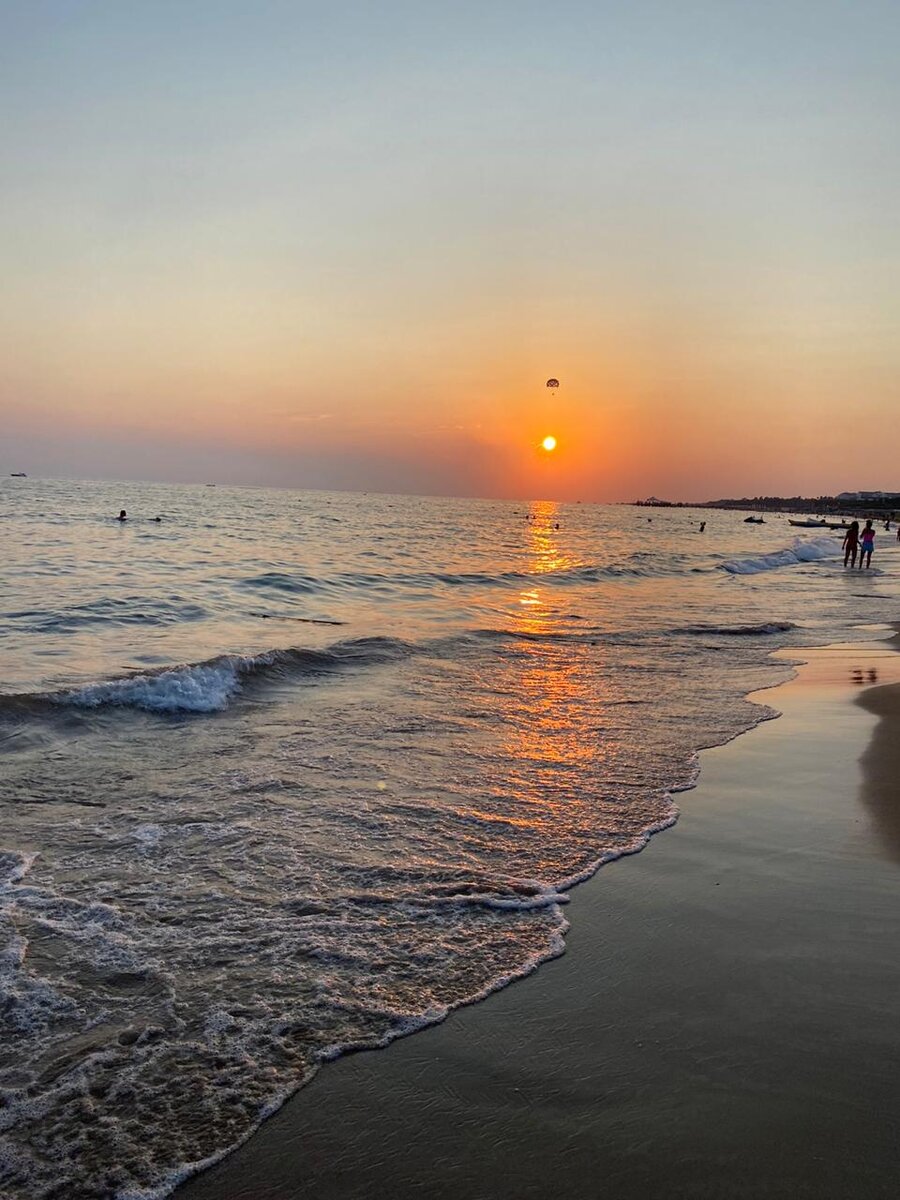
xmin=56 ymin=660 xmax=249 ymax=713
xmin=0 ymin=849 xmax=37 ymax=888
xmin=43 ymin=640 xmax=389 ymax=714
xmin=133 ymin=823 xmax=165 ymax=846
xmin=59 ymin=662 xmax=242 ymax=713
xmin=722 ymin=536 xmax=842 ymax=575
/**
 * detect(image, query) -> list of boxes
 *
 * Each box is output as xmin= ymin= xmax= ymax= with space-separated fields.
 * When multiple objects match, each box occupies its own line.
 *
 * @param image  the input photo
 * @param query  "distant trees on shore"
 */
xmin=630 ymin=493 xmax=900 ymax=517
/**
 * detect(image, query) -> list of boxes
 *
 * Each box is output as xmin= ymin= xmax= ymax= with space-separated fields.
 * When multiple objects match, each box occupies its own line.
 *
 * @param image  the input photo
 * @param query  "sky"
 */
xmin=1 ymin=0 xmax=898 ymax=501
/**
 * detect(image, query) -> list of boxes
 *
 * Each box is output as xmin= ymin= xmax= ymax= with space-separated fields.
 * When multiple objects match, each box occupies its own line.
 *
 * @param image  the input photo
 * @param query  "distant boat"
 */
xmin=826 ymin=522 xmax=851 ymax=530
xmin=744 ymin=516 xmax=765 ymax=523
xmin=10 ymin=472 xmax=26 ymax=477
xmin=788 ymin=518 xmax=828 ymax=528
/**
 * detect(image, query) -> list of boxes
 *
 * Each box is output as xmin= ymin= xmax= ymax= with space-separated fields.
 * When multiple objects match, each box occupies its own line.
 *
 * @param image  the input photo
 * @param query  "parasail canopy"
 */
xmin=545 ymin=378 xmax=559 ymax=388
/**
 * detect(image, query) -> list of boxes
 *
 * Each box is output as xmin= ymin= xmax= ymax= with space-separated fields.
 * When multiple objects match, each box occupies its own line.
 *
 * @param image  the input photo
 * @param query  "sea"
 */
xmin=1 ymin=477 xmax=898 ymax=1200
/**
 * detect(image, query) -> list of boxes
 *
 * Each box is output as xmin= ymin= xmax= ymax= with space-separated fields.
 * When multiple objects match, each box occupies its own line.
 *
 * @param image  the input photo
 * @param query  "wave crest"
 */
xmin=721 ymin=537 xmax=842 ymax=575
xmin=0 ymin=638 xmax=415 ymax=717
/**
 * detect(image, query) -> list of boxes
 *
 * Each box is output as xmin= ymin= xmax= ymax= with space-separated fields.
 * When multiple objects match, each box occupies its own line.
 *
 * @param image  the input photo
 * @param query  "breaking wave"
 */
xmin=0 ymin=618 xmax=810 ymax=721
xmin=721 ymin=536 xmax=842 ymax=575
xmin=0 ymin=638 xmax=416 ymax=716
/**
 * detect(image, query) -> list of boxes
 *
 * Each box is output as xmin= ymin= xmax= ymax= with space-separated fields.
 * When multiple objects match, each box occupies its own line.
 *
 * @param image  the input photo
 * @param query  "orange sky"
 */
xmin=2 ymin=2 xmax=898 ymax=500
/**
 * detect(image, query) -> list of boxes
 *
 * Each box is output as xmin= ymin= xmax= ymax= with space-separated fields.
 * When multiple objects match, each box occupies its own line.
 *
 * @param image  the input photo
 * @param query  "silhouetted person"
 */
xmin=699 ymin=521 xmax=706 ymax=533
xmin=842 ymin=521 xmax=859 ymax=568
xmin=116 ymin=510 xmax=127 ymax=521
xmin=859 ymin=520 xmax=875 ymax=569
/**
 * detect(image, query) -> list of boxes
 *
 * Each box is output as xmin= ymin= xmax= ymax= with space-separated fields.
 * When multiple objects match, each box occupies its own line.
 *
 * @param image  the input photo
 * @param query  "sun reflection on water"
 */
xmin=457 ymin=500 xmax=617 ymax=859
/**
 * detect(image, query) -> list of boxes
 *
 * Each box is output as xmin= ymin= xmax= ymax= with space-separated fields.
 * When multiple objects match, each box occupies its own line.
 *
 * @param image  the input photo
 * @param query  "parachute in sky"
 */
xmin=546 ymin=378 xmax=559 ymax=389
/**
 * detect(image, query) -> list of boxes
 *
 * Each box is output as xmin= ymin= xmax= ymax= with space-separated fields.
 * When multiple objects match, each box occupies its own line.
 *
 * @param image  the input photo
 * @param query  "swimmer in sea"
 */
xmin=116 ymin=510 xmax=127 ymax=521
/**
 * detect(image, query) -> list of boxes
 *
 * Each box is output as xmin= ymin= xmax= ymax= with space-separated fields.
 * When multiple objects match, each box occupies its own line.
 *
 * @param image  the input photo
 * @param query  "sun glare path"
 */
xmin=541 ymin=435 xmax=557 ymax=452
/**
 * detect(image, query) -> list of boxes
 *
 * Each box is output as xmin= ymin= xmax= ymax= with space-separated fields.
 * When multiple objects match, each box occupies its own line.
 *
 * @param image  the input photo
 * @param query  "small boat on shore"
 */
xmin=788 ymin=518 xmax=828 ymax=528
xmin=744 ymin=516 xmax=765 ymax=523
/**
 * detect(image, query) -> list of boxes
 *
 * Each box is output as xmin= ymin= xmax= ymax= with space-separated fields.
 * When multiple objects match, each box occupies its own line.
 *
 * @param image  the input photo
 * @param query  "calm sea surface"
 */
xmin=1 ymin=478 xmax=898 ymax=1199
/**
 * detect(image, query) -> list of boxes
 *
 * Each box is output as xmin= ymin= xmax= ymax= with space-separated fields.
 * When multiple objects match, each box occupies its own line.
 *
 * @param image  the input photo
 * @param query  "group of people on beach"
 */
xmin=842 ymin=520 xmax=878 ymax=569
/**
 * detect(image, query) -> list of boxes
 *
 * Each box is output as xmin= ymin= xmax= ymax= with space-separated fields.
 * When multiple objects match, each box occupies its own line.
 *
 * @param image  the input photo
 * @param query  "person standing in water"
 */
xmin=116 ymin=510 xmax=127 ymax=522
xmin=842 ymin=521 xmax=859 ymax=568
xmin=858 ymin=520 xmax=875 ymax=569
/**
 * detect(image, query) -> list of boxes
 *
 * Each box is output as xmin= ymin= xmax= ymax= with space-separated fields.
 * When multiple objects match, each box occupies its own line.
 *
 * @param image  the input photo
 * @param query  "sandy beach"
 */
xmin=179 ymin=635 xmax=900 ymax=1200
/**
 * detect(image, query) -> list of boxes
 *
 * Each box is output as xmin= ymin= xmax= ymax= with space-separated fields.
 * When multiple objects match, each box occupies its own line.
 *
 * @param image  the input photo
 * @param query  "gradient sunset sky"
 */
xmin=2 ymin=1 xmax=897 ymax=501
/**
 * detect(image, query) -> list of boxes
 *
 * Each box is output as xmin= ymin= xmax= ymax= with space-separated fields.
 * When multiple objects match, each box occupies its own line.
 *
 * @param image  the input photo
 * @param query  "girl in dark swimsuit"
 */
xmin=842 ymin=521 xmax=859 ymax=567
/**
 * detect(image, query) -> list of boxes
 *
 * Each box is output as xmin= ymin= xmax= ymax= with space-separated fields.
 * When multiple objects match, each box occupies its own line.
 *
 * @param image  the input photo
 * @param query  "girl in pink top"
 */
xmin=858 ymin=520 xmax=875 ymax=569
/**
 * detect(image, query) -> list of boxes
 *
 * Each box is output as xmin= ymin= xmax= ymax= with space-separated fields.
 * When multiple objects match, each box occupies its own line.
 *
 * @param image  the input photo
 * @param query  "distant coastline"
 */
xmin=631 ymin=491 xmax=900 ymax=519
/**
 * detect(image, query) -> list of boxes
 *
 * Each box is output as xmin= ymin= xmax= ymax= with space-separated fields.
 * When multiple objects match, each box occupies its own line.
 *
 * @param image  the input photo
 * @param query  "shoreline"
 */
xmin=177 ymin=633 xmax=900 ymax=1200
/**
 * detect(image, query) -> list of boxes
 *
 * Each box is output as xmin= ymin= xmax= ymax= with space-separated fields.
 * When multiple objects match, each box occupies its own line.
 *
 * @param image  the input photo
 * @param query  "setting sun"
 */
xmin=541 ymin=436 xmax=557 ymax=452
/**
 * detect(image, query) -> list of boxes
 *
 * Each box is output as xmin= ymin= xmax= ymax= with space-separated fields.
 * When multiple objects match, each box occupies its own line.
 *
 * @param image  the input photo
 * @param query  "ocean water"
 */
xmin=1 ymin=477 xmax=898 ymax=1199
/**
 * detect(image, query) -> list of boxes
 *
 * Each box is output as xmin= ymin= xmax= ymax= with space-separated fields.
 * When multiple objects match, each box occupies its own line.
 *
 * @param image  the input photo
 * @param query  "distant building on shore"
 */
xmin=836 ymin=490 xmax=900 ymax=503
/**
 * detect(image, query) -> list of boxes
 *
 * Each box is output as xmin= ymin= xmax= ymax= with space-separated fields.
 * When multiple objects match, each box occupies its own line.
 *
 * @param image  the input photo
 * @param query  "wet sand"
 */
xmin=178 ymin=638 xmax=900 ymax=1200
xmin=857 ymin=679 xmax=900 ymax=864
